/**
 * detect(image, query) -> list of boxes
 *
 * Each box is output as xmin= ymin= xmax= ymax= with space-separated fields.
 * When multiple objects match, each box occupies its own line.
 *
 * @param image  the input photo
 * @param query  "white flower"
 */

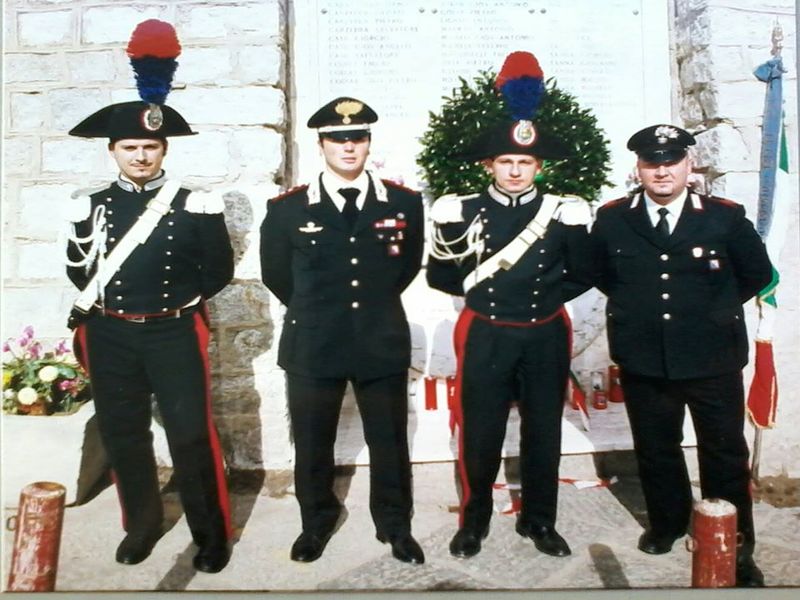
xmin=17 ymin=387 xmax=39 ymax=405
xmin=38 ymin=365 xmax=59 ymax=383
xmin=3 ymin=389 xmax=15 ymax=400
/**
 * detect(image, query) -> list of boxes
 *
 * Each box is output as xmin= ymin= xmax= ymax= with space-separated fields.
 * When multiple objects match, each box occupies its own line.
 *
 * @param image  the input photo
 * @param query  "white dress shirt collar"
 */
xmin=643 ymin=188 xmax=688 ymax=233
xmin=321 ymin=169 xmax=369 ymax=212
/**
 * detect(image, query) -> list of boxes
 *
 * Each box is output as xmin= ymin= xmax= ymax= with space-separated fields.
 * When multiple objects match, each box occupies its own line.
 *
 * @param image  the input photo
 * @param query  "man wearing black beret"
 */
xmin=65 ymin=20 xmax=234 ymax=574
xmin=591 ymin=124 xmax=772 ymax=586
xmin=260 ymin=97 xmax=425 ymax=565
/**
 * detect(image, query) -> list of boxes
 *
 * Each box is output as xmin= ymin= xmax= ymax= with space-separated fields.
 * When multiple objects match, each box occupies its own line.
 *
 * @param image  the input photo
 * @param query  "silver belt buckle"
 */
xmin=128 ymin=315 xmax=146 ymax=323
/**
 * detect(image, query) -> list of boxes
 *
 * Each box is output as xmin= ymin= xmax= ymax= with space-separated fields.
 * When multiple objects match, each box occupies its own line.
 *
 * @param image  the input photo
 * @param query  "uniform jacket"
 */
xmin=426 ymin=186 xmax=593 ymax=323
xmin=66 ymin=175 xmax=234 ymax=314
xmin=260 ymin=172 xmax=424 ymax=380
xmin=591 ymin=190 xmax=773 ymax=379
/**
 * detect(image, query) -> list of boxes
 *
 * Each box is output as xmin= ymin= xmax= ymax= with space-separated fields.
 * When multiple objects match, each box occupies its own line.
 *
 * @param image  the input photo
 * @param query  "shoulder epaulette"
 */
xmin=381 ymin=178 xmax=419 ymax=195
xmin=185 ymin=190 xmax=225 ymax=214
xmin=270 ymin=184 xmax=309 ymax=203
xmin=430 ymin=192 xmax=480 ymax=224
xmin=72 ymin=183 xmax=111 ymax=200
xmin=705 ymin=195 xmax=740 ymax=208
xmin=551 ymin=194 xmax=592 ymax=225
xmin=597 ymin=196 xmax=629 ymax=211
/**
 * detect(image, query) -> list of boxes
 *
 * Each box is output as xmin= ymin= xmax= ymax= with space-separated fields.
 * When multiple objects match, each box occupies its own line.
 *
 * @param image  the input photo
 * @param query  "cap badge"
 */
xmin=654 ymin=125 xmax=679 ymax=144
xmin=511 ymin=120 xmax=537 ymax=147
xmin=335 ymin=100 xmax=364 ymax=125
xmin=141 ymin=104 xmax=164 ymax=131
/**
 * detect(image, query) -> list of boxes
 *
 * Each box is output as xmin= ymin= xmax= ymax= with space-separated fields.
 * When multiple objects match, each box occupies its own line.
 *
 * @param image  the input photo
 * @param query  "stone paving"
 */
xmin=2 ymin=460 xmax=799 ymax=597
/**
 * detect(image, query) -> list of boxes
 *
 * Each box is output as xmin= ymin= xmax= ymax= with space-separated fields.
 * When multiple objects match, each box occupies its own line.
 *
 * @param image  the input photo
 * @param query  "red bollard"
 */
xmin=591 ymin=370 xmax=608 ymax=410
xmin=445 ymin=376 xmax=456 ymax=410
xmin=424 ymin=376 xmax=438 ymax=410
xmin=686 ymin=498 xmax=738 ymax=588
xmin=7 ymin=482 xmax=66 ymax=592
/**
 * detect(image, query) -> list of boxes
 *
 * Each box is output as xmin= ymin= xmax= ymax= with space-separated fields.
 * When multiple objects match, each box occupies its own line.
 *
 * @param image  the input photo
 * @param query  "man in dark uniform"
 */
xmin=591 ymin=124 xmax=772 ymax=586
xmin=259 ymin=97 xmax=425 ymax=564
xmin=65 ymin=30 xmax=234 ymax=570
xmin=426 ymin=73 xmax=593 ymax=557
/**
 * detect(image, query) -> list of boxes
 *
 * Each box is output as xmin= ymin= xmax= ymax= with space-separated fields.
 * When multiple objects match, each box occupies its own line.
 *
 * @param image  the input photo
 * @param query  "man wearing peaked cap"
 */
xmin=64 ymin=20 xmax=234 ymax=573
xmin=260 ymin=97 xmax=425 ymax=565
xmin=427 ymin=51 xmax=593 ymax=560
xmin=591 ymin=123 xmax=772 ymax=586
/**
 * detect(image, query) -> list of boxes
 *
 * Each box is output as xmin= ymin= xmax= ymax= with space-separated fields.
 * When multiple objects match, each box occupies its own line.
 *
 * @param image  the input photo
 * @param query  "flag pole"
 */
xmin=750 ymin=20 xmax=784 ymax=485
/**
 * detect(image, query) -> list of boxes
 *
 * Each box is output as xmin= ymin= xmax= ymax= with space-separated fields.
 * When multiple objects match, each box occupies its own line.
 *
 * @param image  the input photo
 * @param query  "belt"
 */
xmin=100 ymin=303 xmax=200 ymax=323
xmin=470 ymin=305 xmax=566 ymax=328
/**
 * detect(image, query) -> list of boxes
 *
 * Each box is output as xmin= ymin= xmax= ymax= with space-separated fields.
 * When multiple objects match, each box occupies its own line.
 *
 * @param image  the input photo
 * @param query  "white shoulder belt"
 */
xmin=462 ymin=193 xmax=561 ymax=294
xmin=73 ymin=179 xmax=182 ymax=312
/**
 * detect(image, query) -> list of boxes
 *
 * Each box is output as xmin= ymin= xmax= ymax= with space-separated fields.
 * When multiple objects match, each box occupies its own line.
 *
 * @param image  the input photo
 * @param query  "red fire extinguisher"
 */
xmin=608 ymin=364 xmax=624 ymax=403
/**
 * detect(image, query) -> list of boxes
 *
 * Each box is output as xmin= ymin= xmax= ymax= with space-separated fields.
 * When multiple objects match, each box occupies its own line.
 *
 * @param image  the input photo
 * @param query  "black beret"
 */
xmin=462 ymin=119 xmax=570 ymax=161
xmin=307 ymin=97 xmax=378 ymax=139
xmin=69 ymin=101 xmax=196 ymax=141
xmin=627 ymin=124 xmax=696 ymax=164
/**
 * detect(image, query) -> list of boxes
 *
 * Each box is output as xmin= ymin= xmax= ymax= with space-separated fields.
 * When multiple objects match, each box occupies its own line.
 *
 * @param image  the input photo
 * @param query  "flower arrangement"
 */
xmin=2 ymin=326 xmax=91 ymax=416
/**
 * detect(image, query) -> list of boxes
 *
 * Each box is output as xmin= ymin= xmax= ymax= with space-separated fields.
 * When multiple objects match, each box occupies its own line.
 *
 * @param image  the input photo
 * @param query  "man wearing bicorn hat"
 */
xmin=591 ymin=124 xmax=772 ymax=586
xmin=427 ymin=52 xmax=593 ymax=560
xmin=65 ymin=20 xmax=234 ymax=573
xmin=260 ymin=97 xmax=425 ymax=565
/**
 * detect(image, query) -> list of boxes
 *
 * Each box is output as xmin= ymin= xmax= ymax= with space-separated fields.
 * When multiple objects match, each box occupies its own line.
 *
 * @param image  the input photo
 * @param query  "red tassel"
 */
xmin=424 ymin=376 xmax=437 ymax=411
xmin=127 ymin=19 xmax=181 ymax=59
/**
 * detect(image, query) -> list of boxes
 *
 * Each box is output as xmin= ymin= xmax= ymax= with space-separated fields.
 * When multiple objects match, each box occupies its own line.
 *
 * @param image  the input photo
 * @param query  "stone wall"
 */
xmin=3 ymin=0 xmax=799 ymax=477
xmin=2 ymin=0 xmax=293 ymax=470
xmin=674 ymin=0 xmax=799 ymax=476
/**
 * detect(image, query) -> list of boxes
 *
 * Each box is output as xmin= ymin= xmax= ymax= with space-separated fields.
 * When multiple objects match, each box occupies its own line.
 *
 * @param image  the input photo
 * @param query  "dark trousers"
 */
xmin=621 ymin=370 xmax=754 ymax=548
xmin=286 ymin=372 xmax=413 ymax=538
xmin=77 ymin=310 xmax=231 ymax=547
xmin=455 ymin=308 xmax=570 ymax=533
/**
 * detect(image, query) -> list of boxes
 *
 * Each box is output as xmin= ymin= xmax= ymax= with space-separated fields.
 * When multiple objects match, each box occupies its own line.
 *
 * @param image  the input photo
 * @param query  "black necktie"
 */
xmin=655 ymin=207 xmax=670 ymax=240
xmin=339 ymin=187 xmax=360 ymax=229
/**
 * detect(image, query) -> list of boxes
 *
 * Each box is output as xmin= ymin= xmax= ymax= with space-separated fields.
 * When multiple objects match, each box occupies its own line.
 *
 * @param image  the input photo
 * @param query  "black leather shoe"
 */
xmin=516 ymin=523 xmax=571 ymax=557
xmin=377 ymin=533 xmax=425 ymax=564
xmin=637 ymin=529 xmax=681 ymax=555
xmin=115 ymin=530 xmax=160 ymax=565
xmin=193 ymin=542 xmax=231 ymax=573
xmin=290 ymin=530 xmax=333 ymax=563
xmin=736 ymin=555 xmax=765 ymax=587
xmin=449 ymin=528 xmax=487 ymax=558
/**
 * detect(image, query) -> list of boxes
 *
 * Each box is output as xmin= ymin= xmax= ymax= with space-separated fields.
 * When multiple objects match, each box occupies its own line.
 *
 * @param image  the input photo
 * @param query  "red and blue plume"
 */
xmin=126 ymin=19 xmax=181 ymax=106
xmin=495 ymin=51 xmax=545 ymax=121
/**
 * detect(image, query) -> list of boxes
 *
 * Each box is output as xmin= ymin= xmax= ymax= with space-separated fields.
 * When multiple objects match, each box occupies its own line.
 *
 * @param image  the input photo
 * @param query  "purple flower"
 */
xmin=58 ymin=380 xmax=73 ymax=391
xmin=54 ymin=340 xmax=69 ymax=356
xmin=23 ymin=326 xmax=34 ymax=339
xmin=2 ymin=342 xmax=9 ymax=353
xmin=28 ymin=342 xmax=42 ymax=359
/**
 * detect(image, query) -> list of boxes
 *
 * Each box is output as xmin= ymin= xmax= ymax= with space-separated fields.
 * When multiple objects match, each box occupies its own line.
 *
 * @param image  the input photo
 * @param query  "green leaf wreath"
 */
xmin=417 ymin=71 xmax=612 ymax=201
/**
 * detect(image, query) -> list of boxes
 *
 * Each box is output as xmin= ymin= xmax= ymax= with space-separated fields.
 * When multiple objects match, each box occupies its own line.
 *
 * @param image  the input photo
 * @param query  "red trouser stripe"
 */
xmin=192 ymin=310 xmax=233 ymax=540
xmin=452 ymin=306 xmax=477 ymax=529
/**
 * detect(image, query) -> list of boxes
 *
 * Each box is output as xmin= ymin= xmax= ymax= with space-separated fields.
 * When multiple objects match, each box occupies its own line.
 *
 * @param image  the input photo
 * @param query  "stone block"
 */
xmin=679 ymin=49 xmax=712 ymax=89
xmin=41 ymin=138 xmax=97 ymax=174
xmin=176 ymin=1 xmax=282 ymax=40
xmin=679 ymin=90 xmax=706 ymax=128
xmin=706 ymin=6 xmax=792 ymax=47
xmin=176 ymin=47 xmax=235 ymax=85
xmin=0 ymin=285 xmax=74 ymax=338
xmin=708 ymin=172 xmax=760 ymax=215
xmin=81 ymin=5 xmax=166 ymax=45
xmin=5 ymin=53 xmax=63 ymax=83
xmin=162 ymin=131 xmax=230 ymax=178
xmin=49 ymin=88 xmax=109 ymax=131
xmin=18 ymin=183 xmax=76 ymax=238
xmin=695 ymin=123 xmax=751 ymax=173
xmin=9 ymin=91 xmax=49 ymax=130
xmin=17 ymin=10 xmax=72 ymax=46
xmin=66 ymin=50 xmax=118 ymax=84
xmin=709 ymin=46 xmax=761 ymax=83
xmin=233 ymin=128 xmax=284 ymax=178
xmin=4 ymin=136 xmax=38 ymax=177
xmin=713 ymin=81 xmax=770 ymax=122
xmin=209 ymin=280 xmax=271 ymax=324
xmin=223 ymin=326 xmax=274 ymax=371
xmin=237 ymin=45 xmax=282 ymax=85
xmin=169 ymin=87 xmax=285 ymax=126
xmin=212 ymin=374 xmax=262 ymax=414
xmin=18 ymin=240 xmax=64 ymax=279
xmin=216 ymin=414 xmax=264 ymax=469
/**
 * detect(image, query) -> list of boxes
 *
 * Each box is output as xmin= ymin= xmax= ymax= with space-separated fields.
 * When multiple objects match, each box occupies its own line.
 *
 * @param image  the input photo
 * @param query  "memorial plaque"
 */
xmin=294 ymin=0 xmax=671 ymax=194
